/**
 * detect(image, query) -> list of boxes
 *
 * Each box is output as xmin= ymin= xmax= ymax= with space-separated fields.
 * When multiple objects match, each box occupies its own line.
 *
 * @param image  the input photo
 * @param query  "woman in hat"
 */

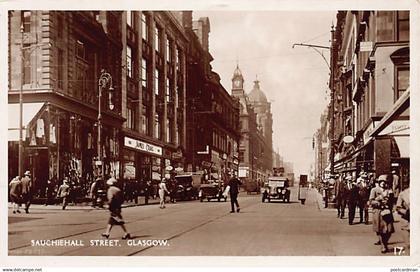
xmin=158 ymin=178 xmax=170 ymax=209
xmin=369 ymin=178 xmax=395 ymax=253
xmin=101 ymin=177 xmax=131 ymax=239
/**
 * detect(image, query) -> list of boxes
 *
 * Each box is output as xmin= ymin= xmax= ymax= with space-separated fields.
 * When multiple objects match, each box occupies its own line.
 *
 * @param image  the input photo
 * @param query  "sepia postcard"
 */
xmin=1 ymin=0 xmax=419 ymax=270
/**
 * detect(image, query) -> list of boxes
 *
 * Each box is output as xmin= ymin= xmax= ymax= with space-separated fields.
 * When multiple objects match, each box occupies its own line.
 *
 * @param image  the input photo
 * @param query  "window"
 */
xmin=396 ymin=67 xmax=409 ymax=100
xmin=76 ymin=40 xmax=85 ymax=59
xmin=166 ymin=78 xmax=170 ymax=102
xmin=141 ymin=58 xmax=147 ymax=87
xmin=23 ymin=44 xmax=31 ymax=84
xmin=154 ymin=26 xmax=160 ymax=52
xmin=166 ymin=119 xmax=171 ymax=143
xmin=58 ymin=49 xmax=64 ymax=89
xmin=22 ymin=11 xmax=31 ymax=33
xmin=155 ymin=113 xmax=161 ymax=139
xmin=141 ymin=13 xmax=148 ymax=41
xmin=166 ymin=38 xmax=171 ymax=62
xmin=127 ymin=105 xmax=133 ymax=130
xmin=141 ymin=114 xmax=148 ymax=134
xmin=127 ymin=46 xmax=133 ymax=78
xmin=154 ymin=69 xmax=159 ymax=95
xmin=127 ymin=11 xmax=133 ymax=27
xmin=397 ymin=11 xmax=409 ymax=41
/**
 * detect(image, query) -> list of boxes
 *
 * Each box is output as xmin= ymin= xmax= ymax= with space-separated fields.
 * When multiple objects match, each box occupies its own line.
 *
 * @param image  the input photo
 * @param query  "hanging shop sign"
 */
xmin=124 ymin=136 xmax=162 ymax=156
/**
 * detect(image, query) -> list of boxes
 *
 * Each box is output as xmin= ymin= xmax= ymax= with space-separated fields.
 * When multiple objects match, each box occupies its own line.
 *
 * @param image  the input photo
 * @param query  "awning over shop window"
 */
xmin=8 ymin=103 xmax=45 ymax=141
xmin=393 ymin=136 xmax=409 ymax=158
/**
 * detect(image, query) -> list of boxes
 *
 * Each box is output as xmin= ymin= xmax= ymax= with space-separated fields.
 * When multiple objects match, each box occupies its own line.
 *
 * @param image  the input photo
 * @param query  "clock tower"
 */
xmin=231 ymin=64 xmax=244 ymax=94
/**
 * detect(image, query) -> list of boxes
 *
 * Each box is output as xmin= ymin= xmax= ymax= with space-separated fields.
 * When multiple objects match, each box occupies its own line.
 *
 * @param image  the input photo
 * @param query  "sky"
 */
xmin=193 ymin=11 xmax=337 ymax=176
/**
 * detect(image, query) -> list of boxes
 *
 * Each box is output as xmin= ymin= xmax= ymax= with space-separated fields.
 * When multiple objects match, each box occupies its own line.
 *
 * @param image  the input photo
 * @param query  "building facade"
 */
xmin=231 ymin=66 xmax=272 ymax=183
xmin=8 ymin=11 xmax=124 ymax=197
xmin=182 ymin=14 xmax=241 ymax=183
xmin=330 ymin=11 xmax=409 ymax=189
xmin=119 ymin=11 xmax=188 ymax=184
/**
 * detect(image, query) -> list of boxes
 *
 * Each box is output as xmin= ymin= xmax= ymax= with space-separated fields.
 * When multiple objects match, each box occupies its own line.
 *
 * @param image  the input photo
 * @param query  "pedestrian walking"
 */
xmin=20 ymin=170 xmax=32 ymax=214
xmin=396 ymin=187 xmax=410 ymax=250
xmin=44 ymin=178 xmax=56 ymax=206
xmin=391 ymin=170 xmax=400 ymax=205
xmin=357 ymin=173 xmax=370 ymax=224
xmin=228 ymin=172 xmax=242 ymax=213
xmin=101 ymin=177 xmax=131 ymax=240
xmin=57 ymin=178 xmax=71 ymax=210
xmin=347 ymin=176 xmax=359 ymax=225
xmin=370 ymin=179 xmax=395 ymax=253
xmin=158 ymin=178 xmax=170 ymax=209
xmin=144 ymin=180 xmax=151 ymax=205
xmin=9 ymin=176 xmax=22 ymax=214
xmin=333 ymin=175 xmax=346 ymax=219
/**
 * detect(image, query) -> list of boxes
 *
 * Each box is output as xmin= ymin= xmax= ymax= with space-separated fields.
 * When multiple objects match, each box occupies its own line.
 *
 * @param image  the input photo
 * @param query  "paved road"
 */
xmin=8 ymin=187 xmax=408 ymax=256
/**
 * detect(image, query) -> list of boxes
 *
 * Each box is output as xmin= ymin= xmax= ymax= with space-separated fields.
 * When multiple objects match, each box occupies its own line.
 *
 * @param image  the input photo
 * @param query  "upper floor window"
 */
xmin=141 ymin=58 xmax=147 ymax=87
xmin=22 ymin=11 xmax=31 ymax=33
xmin=397 ymin=11 xmax=409 ymax=41
xmin=127 ymin=45 xmax=133 ymax=78
xmin=396 ymin=67 xmax=409 ymax=101
xmin=166 ymin=78 xmax=170 ymax=102
xmin=127 ymin=11 xmax=134 ymax=27
xmin=76 ymin=40 xmax=85 ymax=60
xmin=166 ymin=38 xmax=171 ymax=62
xmin=154 ymin=69 xmax=160 ymax=95
xmin=154 ymin=26 xmax=161 ymax=52
xmin=23 ymin=44 xmax=31 ymax=84
xmin=141 ymin=13 xmax=148 ymax=41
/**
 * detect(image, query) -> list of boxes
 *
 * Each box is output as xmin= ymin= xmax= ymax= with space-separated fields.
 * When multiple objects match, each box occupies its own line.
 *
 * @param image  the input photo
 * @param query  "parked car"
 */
xmin=174 ymin=174 xmax=200 ymax=200
xmin=262 ymin=176 xmax=290 ymax=203
xmin=199 ymin=183 xmax=227 ymax=202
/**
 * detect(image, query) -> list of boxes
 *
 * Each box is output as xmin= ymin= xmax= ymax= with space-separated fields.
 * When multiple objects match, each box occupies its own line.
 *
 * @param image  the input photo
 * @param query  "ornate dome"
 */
xmin=248 ymin=79 xmax=267 ymax=103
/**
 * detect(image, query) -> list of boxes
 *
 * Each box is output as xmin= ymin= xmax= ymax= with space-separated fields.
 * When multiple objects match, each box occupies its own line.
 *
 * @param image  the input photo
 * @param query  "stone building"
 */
xmin=330 ymin=11 xmax=409 ymax=189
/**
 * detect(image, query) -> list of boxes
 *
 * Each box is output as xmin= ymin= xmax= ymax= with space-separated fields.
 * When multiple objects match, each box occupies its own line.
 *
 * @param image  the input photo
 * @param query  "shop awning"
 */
xmin=8 ymin=103 xmax=45 ymax=141
xmin=369 ymin=88 xmax=409 ymax=138
xmin=393 ymin=136 xmax=409 ymax=158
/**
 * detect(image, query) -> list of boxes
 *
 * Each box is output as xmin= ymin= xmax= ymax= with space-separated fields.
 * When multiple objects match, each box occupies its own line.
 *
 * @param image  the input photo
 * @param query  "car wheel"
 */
xmin=262 ymin=197 xmax=265 ymax=203
xmin=224 ymin=197 xmax=227 ymax=202
xmin=200 ymin=198 xmax=203 ymax=202
xmin=218 ymin=198 xmax=221 ymax=202
xmin=207 ymin=198 xmax=210 ymax=202
xmin=268 ymin=198 xmax=271 ymax=203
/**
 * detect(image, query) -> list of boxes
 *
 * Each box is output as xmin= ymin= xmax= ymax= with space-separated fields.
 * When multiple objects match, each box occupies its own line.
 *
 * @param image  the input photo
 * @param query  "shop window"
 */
xmin=396 ymin=67 xmax=409 ymax=101
xmin=397 ymin=11 xmax=409 ymax=41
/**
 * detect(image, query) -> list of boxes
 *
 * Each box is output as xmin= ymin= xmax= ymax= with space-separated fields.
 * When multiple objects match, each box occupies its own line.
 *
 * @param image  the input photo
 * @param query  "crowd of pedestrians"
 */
xmin=330 ymin=170 xmax=409 ymax=254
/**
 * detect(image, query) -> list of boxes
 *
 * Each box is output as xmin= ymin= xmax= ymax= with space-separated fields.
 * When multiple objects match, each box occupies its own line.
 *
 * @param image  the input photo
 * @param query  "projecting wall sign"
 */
xmin=124 ymin=136 xmax=163 ymax=156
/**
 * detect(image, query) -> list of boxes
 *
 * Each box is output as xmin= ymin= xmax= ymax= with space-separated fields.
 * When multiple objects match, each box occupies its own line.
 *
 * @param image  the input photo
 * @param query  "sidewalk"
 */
xmin=312 ymin=188 xmax=410 ymax=255
xmin=8 ymin=196 xmax=161 ymax=211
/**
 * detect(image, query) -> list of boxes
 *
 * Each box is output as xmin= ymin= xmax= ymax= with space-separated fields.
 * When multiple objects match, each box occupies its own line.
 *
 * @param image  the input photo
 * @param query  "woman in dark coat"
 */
xmin=101 ymin=177 xmax=131 ymax=239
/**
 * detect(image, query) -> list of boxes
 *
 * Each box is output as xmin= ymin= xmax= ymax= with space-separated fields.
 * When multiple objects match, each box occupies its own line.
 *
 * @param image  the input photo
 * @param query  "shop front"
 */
xmin=8 ymin=102 xmax=122 ymax=199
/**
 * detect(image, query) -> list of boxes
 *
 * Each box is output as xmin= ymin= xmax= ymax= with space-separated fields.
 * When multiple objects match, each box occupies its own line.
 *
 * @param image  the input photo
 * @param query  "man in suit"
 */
xmin=347 ymin=176 xmax=359 ymax=225
xmin=357 ymin=173 xmax=370 ymax=224
xmin=228 ymin=172 xmax=242 ymax=213
xmin=20 ymin=171 xmax=32 ymax=214
xmin=334 ymin=175 xmax=347 ymax=219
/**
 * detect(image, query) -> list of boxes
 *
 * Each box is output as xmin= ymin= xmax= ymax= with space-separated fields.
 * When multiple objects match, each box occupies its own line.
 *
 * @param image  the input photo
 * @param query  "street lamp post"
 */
xmin=97 ymin=69 xmax=114 ymax=178
xmin=18 ymin=25 xmax=24 ymax=177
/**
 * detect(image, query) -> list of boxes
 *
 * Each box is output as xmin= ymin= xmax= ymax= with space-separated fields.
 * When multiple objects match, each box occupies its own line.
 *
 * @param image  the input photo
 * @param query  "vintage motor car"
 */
xmin=262 ymin=176 xmax=290 ymax=203
xmin=174 ymin=174 xmax=200 ymax=200
xmin=199 ymin=182 xmax=227 ymax=202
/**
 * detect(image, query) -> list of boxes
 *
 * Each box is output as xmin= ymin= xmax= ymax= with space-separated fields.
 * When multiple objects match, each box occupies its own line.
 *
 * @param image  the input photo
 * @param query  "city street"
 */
xmin=8 ymin=187 xmax=408 ymax=256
